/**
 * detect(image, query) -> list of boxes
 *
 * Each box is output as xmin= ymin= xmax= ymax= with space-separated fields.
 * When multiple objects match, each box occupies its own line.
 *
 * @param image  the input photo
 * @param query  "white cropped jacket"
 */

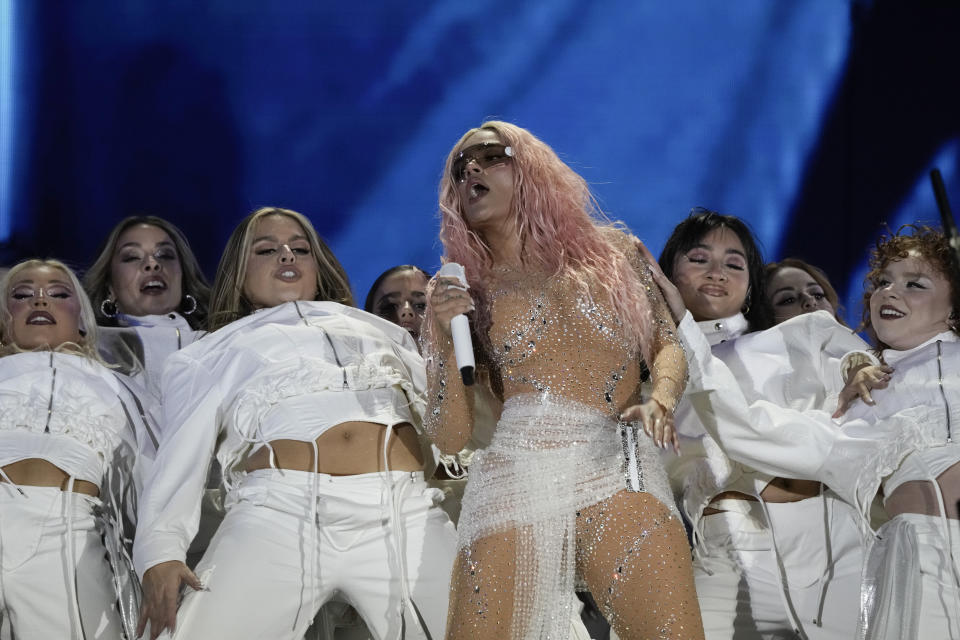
xmin=133 ymin=301 xmax=428 ymax=578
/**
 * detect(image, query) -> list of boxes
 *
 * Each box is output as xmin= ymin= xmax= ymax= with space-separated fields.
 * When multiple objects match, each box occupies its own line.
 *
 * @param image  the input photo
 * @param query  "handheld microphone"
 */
xmin=436 ymin=262 xmax=476 ymax=386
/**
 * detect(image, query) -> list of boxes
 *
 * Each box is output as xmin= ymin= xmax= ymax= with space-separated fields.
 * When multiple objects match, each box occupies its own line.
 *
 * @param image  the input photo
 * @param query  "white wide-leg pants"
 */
xmin=167 ymin=469 xmax=457 ymax=640
xmin=870 ymin=513 xmax=960 ymax=640
xmin=0 ymin=484 xmax=124 ymax=640
xmin=694 ymin=493 xmax=863 ymax=640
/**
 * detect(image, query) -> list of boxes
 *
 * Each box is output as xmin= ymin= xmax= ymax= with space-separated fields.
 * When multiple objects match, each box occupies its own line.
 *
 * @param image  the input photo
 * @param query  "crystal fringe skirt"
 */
xmin=456 ymin=392 xmax=678 ymax=639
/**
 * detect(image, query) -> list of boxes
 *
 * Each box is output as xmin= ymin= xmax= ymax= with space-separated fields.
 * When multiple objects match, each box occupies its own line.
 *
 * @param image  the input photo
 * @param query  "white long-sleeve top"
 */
xmin=133 ymin=301 xmax=427 ymax=578
xmin=0 ymin=350 xmax=150 ymax=494
xmin=842 ymin=333 xmax=960 ymax=508
xmin=117 ymin=312 xmax=201 ymax=398
xmin=679 ymin=311 xmax=960 ymax=519
xmin=668 ymin=310 xmax=870 ymax=536
xmin=98 ymin=312 xmax=201 ymax=441
xmin=663 ymin=312 xmax=757 ymax=532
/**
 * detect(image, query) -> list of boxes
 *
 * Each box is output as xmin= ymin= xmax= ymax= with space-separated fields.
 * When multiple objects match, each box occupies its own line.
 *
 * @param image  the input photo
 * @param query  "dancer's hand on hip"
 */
xmin=137 ymin=560 xmax=203 ymax=639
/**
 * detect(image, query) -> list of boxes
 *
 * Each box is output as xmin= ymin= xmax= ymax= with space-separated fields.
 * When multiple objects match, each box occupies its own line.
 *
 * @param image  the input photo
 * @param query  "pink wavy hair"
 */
xmin=435 ymin=121 xmax=655 ymax=363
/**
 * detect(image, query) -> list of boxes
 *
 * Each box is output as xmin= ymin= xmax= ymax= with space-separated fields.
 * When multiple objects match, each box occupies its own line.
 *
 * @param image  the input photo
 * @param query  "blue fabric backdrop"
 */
xmin=2 ymin=1 xmax=959 ymax=325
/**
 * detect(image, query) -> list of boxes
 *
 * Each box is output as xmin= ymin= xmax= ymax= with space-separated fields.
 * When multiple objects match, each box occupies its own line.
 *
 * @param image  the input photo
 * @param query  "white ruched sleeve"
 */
xmin=133 ymin=351 xmax=224 ymax=578
xmin=677 ymin=310 xmax=915 ymax=515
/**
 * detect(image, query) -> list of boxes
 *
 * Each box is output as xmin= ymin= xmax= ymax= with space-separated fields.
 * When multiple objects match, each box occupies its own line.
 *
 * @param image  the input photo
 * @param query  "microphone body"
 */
xmin=437 ymin=263 xmax=476 ymax=386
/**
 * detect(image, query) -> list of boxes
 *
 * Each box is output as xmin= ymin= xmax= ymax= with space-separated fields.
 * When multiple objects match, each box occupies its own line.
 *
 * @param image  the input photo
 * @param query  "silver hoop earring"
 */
xmin=100 ymin=299 xmax=118 ymax=318
xmin=181 ymin=294 xmax=198 ymax=316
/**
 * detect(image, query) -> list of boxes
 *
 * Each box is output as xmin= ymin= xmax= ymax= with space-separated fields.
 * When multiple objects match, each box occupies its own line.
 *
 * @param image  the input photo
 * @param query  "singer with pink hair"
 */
xmin=423 ymin=121 xmax=704 ymax=640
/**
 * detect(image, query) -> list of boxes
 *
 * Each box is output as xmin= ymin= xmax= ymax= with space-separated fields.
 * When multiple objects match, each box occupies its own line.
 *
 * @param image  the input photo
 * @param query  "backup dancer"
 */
xmin=653 ymin=211 xmax=865 ymax=639
xmin=667 ymin=225 xmax=960 ymax=638
xmin=764 ymin=257 xmax=844 ymax=325
xmin=0 ymin=260 xmax=151 ymax=639
xmin=85 ymin=215 xmax=209 ymax=398
xmin=366 ymin=265 xmax=430 ymax=344
xmin=134 ymin=207 xmax=457 ymax=640
xmin=84 ymin=216 xmax=216 ymax=566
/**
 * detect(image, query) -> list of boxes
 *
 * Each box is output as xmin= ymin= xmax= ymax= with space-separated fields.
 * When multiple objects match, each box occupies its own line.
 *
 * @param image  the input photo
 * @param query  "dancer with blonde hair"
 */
xmin=0 ymin=259 xmax=150 ymax=639
xmin=135 ymin=207 xmax=457 ymax=640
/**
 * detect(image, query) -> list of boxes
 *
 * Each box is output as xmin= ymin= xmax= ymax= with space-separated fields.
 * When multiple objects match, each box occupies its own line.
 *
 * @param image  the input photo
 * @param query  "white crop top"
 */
xmin=666 ymin=313 xmax=756 ymax=529
xmin=115 ymin=311 xmax=201 ymax=399
xmin=0 ymin=350 xmax=139 ymax=487
xmin=671 ymin=310 xmax=871 ymax=533
xmin=98 ymin=312 xmax=201 ymax=439
xmin=841 ymin=333 xmax=960 ymax=500
xmin=133 ymin=301 xmax=426 ymax=576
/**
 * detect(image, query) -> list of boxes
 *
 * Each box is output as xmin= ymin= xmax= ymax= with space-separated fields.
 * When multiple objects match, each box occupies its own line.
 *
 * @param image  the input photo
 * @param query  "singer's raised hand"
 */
xmin=429 ymin=275 xmax=475 ymax=337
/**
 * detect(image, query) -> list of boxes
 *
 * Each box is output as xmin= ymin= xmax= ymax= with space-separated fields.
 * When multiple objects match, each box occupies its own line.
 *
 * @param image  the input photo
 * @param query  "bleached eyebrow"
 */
xmin=9 ymin=280 xmax=73 ymax=293
xmin=11 ymin=279 xmax=71 ymax=286
xmin=252 ymin=234 xmax=307 ymax=243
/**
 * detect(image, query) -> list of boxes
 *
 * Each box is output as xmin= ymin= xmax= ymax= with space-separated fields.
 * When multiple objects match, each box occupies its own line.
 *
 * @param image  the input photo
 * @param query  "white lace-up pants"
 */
xmin=0 ymin=484 xmax=123 ymax=640
xmin=164 ymin=469 xmax=457 ymax=640
xmin=861 ymin=513 xmax=960 ymax=640
xmin=694 ymin=494 xmax=862 ymax=640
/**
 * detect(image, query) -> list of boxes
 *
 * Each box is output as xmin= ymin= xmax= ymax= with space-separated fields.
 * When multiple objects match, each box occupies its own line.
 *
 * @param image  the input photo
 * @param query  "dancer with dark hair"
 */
xmin=85 ymin=216 xmax=216 ymax=567
xmin=658 ymin=224 xmax=960 ymax=638
xmin=653 ymin=209 xmax=866 ymax=639
xmin=764 ymin=257 xmax=843 ymax=325
xmin=84 ymin=216 xmax=210 ymax=423
xmin=85 ymin=216 xmax=209 ymax=333
xmin=365 ymin=265 xmax=430 ymax=343
xmin=657 ymin=207 xmax=774 ymax=335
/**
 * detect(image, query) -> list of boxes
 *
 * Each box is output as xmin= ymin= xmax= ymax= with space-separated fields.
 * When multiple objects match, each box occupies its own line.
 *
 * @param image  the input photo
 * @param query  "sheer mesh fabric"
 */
xmin=425 ymin=235 xmax=701 ymax=639
xmin=448 ymin=394 xmax=696 ymax=639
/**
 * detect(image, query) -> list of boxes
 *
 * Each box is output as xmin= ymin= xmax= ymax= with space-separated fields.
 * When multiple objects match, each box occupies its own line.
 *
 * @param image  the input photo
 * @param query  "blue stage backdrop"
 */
xmin=2 ymin=1 xmax=959 ymax=326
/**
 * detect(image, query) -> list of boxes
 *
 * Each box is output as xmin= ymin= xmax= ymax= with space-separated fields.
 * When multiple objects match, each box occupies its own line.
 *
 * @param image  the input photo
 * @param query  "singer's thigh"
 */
xmin=444 ymin=529 xmax=517 ymax=640
xmin=171 ymin=499 xmax=329 ymax=640
xmin=576 ymin=490 xmax=704 ymax=640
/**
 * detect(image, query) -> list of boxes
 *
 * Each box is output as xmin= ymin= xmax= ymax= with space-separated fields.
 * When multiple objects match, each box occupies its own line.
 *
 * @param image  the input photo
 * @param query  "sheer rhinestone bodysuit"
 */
xmin=425 ymin=235 xmax=704 ymax=640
